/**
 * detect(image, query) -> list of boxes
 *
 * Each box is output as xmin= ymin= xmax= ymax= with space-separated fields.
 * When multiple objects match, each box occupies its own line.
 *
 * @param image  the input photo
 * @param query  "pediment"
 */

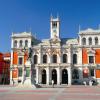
xmin=87 ymin=48 xmax=95 ymax=54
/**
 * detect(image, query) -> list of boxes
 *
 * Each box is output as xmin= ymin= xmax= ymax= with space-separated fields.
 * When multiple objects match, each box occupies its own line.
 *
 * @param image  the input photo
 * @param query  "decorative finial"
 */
xmin=98 ymin=24 xmax=100 ymax=30
xmin=35 ymin=33 xmax=37 ymax=39
xmin=79 ymin=24 xmax=81 ymax=32
xmin=29 ymin=27 xmax=32 ymax=34
xmin=50 ymin=13 xmax=53 ymax=20
xmin=12 ymin=32 xmax=14 ymax=35
xmin=57 ymin=13 xmax=59 ymax=19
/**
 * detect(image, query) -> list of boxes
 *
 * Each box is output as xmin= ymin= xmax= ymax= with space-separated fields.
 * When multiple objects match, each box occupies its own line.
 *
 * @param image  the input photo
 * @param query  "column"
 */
xmin=10 ymin=70 xmax=13 ymax=85
xmin=48 ymin=54 xmax=51 ymax=63
xmin=68 ymin=67 xmax=72 ymax=85
xmin=57 ymin=67 xmax=61 ymax=85
xmin=94 ymin=68 xmax=96 ymax=78
xmin=38 ymin=46 xmax=42 ymax=64
xmin=10 ymin=50 xmax=13 ymax=85
xmin=58 ymin=54 xmax=62 ymax=63
xmin=36 ymin=67 xmax=39 ymax=84
xmin=46 ymin=67 xmax=50 ymax=85
xmin=79 ymin=67 xmax=83 ymax=83
xmin=68 ymin=44 xmax=72 ymax=64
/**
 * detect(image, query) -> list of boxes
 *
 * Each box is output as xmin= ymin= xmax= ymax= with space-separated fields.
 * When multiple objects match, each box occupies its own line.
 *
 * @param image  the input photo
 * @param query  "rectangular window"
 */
xmin=18 ymin=57 xmax=23 ymax=65
xmin=89 ymin=56 xmax=94 ymax=64
xmin=26 ymin=68 xmax=30 ymax=77
xmin=18 ymin=68 xmax=22 ymax=77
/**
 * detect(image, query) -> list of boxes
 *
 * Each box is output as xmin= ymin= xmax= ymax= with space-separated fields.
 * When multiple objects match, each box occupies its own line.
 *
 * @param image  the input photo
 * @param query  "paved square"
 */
xmin=0 ymin=85 xmax=100 ymax=100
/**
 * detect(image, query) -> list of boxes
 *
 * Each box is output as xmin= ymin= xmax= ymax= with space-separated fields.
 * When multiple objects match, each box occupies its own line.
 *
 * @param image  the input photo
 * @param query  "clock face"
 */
xmin=53 ymin=29 xmax=57 ymax=33
xmin=53 ymin=28 xmax=57 ymax=33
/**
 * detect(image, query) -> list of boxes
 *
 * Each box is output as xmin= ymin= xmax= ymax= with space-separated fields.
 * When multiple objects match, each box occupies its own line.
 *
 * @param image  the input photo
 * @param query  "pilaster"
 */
xmin=57 ymin=67 xmax=61 ymax=85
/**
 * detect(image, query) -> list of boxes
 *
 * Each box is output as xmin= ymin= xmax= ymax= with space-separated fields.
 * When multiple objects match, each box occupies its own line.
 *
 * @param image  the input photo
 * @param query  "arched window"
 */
xmin=25 ymin=40 xmax=28 ymax=47
xmin=34 ymin=55 xmax=38 ymax=64
xmin=43 ymin=54 xmax=47 ymax=63
xmin=63 ymin=54 xmax=67 ymax=63
xmin=62 ymin=69 xmax=68 ymax=84
xmin=95 ymin=37 xmax=98 ymax=45
xmin=52 ymin=22 xmax=57 ymax=27
xmin=19 ymin=40 xmax=23 ymax=47
xmin=14 ymin=40 xmax=17 ymax=47
xmin=88 ymin=37 xmax=92 ymax=45
xmin=73 ymin=54 xmax=77 ymax=64
xmin=82 ymin=38 xmax=86 ymax=45
xmin=72 ymin=69 xmax=79 ymax=79
xmin=53 ymin=54 xmax=57 ymax=63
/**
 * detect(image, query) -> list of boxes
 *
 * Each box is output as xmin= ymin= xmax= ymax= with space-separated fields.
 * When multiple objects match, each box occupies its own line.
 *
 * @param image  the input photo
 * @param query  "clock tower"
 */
xmin=50 ymin=16 xmax=60 ymax=39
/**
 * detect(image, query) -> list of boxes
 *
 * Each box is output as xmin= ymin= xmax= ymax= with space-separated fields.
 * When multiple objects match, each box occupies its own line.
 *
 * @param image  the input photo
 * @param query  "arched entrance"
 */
xmin=72 ymin=69 xmax=79 ymax=79
xmin=62 ymin=69 xmax=68 ymax=84
xmin=52 ymin=69 xmax=57 ymax=84
xmin=42 ymin=69 xmax=46 ymax=84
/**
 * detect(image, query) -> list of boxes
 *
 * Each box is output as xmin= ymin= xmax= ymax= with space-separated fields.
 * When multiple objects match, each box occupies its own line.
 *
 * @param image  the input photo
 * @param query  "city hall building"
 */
xmin=10 ymin=16 xmax=100 ymax=87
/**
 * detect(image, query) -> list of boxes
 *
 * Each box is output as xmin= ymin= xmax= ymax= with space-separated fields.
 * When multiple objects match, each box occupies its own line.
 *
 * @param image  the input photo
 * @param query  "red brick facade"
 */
xmin=0 ymin=53 xmax=10 ymax=84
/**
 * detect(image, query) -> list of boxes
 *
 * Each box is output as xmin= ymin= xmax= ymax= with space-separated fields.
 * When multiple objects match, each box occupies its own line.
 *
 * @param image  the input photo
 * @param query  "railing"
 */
xmin=35 ymin=63 xmax=71 ymax=67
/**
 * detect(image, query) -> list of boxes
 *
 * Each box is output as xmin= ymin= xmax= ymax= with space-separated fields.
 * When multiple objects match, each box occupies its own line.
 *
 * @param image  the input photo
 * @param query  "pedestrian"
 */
xmin=12 ymin=79 xmax=14 ymax=86
xmin=52 ymin=80 xmax=54 ymax=88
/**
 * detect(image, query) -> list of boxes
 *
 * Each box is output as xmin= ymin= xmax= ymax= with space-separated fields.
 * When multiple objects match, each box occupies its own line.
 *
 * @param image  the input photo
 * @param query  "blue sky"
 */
xmin=0 ymin=0 xmax=100 ymax=52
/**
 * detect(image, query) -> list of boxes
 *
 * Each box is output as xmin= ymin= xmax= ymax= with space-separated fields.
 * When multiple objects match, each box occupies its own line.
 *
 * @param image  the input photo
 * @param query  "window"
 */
xmin=73 ymin=54 xmax=77 ymax=64
xmin=82 ymin=38 xmax=86 ymax=45
xmin=63 ymin=54 xmax=67 ymax=63
xmin=90 ymin=69 xmax=94 ymax=76
xmin=52 ymin=22 xmax=57 ymax=27
xmin=18 ymin=57 xmax=23 ymax=65
xmin=25 ymin=40 xmax=28 ymax=47
xmin=43 ymin=54 xmax=47 ymax=63
xmin=14 ymin=40 xmax=17 ymax=47
xmin=19 ymin=40 xmax=23 ymax=47
xmin=95 ymin=37 xmax=98 ymax=45
xmin=26 ymin=68 xmax=30 ymax=77
xmin=34 ymin=55 xmax=38 ymax=64
xmin=89 ymin=56 xmax=94 ymax=64
xmin=89 ymin=37 xmax=92 ymax=45
xmin=18 ymin=68 xmax=22 ymax=77
xmin=53 ymin=54 xmax=57 ymax=63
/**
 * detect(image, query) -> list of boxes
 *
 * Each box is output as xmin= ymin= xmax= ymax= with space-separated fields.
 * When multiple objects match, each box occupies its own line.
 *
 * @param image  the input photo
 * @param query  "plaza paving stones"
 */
xmin=0 ymin=85 xmax=100 ymax=100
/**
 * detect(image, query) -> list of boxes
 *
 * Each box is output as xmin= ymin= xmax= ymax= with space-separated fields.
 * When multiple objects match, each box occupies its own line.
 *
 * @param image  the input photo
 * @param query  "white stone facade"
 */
xmin=10 ymin=16 xmax=100 ymax=86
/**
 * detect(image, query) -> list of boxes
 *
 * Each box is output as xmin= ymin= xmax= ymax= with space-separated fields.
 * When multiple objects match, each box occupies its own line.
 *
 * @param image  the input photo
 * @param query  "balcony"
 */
xmin=35 ymin=63 xmax=71 ymax=67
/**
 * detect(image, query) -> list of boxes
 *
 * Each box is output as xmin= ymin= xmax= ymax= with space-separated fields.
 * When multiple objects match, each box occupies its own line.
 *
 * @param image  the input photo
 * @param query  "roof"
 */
xmin=79 ymin=28 xmax=100 ymax=34
xmin=11 ymin=32 xmax=34 ymax=38
xmin=66 ymin=38 xmax=78 ymax=45
xmin=3 ymin=53 xmax=11 ymax=57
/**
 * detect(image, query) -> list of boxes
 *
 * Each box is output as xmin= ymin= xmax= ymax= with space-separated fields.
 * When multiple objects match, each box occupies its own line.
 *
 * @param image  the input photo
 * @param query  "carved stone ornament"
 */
xmin=63 ymin=49 xmax=68 ymax=54
xmin=50 ymin=37 xmax=60 ymax=44
xmin=34 ymin=49 xmax=40 ymax=54
xmin=17 ymin=50 xmax=24 ymax=55
xmin=87 ymin=48 xmax=95 ymax=54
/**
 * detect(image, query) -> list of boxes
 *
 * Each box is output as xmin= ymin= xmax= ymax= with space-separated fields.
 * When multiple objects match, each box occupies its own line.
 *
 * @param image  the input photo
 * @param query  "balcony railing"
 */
xmin=35 ymin=63 xmax=71 ymax=67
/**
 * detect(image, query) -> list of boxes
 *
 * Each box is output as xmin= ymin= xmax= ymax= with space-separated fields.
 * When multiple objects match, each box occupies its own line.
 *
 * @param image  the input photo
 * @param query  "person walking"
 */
xmin=52 ymin=80 xmax=54 ymax=88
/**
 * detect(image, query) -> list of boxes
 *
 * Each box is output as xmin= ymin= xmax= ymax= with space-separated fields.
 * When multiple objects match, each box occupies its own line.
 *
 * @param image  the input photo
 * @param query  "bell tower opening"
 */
xmin=50 ymin=15 xmax=60 ymax=39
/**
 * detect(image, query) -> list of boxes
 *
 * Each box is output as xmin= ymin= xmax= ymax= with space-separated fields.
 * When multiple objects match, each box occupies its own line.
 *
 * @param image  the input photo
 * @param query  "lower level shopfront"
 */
xmin=35 ymin=64 xmax=96 ymax=86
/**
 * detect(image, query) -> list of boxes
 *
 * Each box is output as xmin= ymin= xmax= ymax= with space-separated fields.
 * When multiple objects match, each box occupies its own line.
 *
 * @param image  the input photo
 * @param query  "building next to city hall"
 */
xmin=10 ymin=16 xmax=100 ymax=87
xmin=0 ymin=52 xmax=10 ymax=85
